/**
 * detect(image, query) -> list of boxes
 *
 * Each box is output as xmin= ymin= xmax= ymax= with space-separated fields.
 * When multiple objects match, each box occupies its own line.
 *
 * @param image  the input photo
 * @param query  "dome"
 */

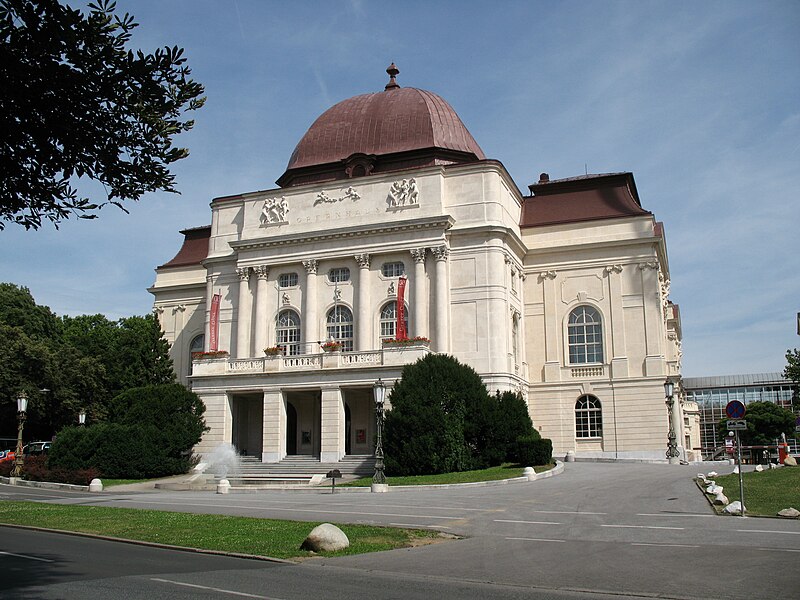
xmin=277 ymin=64 xmax=485 ymax=187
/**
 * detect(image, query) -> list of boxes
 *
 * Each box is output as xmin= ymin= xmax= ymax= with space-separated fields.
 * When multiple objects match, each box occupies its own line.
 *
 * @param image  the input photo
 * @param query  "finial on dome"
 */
xmin=385 ymin=62 xmax=400 ymax=90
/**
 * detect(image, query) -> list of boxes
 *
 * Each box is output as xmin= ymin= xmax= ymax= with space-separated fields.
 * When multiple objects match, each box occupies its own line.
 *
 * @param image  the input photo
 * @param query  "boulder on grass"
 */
xmin=777 ymin=508 xmax=800 ymax=519
xmin=300 ymin=523 xmax=349 ymax=552
xmin=713 ymin=493 xmax=729 ymax=506
xmin=754 ymin=464 xmax=764 ymax=472
xmin=707 ymin=471 xmax=718 ymax=478
xmin=723 ymin=501 xmax=745 ymax=515
xmin=784 ymin=456 xmax=797 ymax=467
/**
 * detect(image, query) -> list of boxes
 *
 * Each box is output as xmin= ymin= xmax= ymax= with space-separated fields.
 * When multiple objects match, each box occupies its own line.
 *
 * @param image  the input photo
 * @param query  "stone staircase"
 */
xmin=217 ymin=454 xmax=376 ymax=488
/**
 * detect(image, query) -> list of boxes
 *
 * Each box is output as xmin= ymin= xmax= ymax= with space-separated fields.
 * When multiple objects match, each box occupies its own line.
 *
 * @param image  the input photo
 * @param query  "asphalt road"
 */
xmin=2 ymin=462 xmax=798 ymax=599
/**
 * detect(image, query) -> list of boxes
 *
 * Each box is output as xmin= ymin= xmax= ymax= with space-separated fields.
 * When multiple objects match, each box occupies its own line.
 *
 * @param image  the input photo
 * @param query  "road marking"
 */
xmin=506 ymin=537 xmax=566 ymax=543
xmin=602 ymin=525 xmax=684 ymax=530
xmin=151 ymin=578 xmax=280 ymax=599
xmin=494 ymin=519 xmax=561 ymax=525
xmin=754 ymin=547 xmax=800 ymax=553
xmin=632 ymin=543 xmax=700 ymax=548
xmin=389 ymin=523 xmax=451 ymax=529
xmin=121 ymin=500 xmax=460 ymax=520
xmin=637 ymin=513 xmax=716 ymax=518
xmin=529 ymin=510 xmax=606 ymax=515
xmin=0 ymin=551 xmax=54 ymax=563
xmin=737 ymin=529 xmax=800 ymax=535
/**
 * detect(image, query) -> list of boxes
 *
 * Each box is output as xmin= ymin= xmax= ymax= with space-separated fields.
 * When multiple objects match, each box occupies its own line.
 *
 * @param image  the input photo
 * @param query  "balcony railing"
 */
xmin=192 ymin=344 xmax=429 ymax=377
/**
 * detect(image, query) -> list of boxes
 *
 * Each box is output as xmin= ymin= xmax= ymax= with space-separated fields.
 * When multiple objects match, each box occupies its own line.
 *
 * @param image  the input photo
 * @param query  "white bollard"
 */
xmin=523 ymin=466 xmax=536 ymax=481
xmin=217 ymin=478 xmax=231 ymax=494
xmin=565 ymin=451 xmax=575 ymax=463
xmin=88 ymin=478 xmax=103 ymax=492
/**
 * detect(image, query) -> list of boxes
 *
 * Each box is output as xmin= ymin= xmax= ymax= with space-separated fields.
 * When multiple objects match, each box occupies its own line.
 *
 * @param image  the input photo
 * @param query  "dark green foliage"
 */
xmin=0 ymin=0 xmax=205 ymax=230
xmin=0 ymin=283 xmax=61 ymax=340
xmin=49 ymin=384 xmax=207 ymax=478
xmin=384 ymin=355 xmax=544 ymax=475
xmin=716 ymin=401 xmax=796 ymax=446
xmin=784 ymin=349 xmax=800 ymax=410
xmin=20 ymin=454 xmax=99 ymax=485
xmin=515 ymin=436 xmax=552 ymax=466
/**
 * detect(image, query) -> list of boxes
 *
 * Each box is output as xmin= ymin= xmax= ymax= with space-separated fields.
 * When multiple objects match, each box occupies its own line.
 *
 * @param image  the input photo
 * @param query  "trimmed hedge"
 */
xmin=19 ymin=455 xmax=100 ymax=485
xmin=515 ymin=436 xmax=553 ymax=466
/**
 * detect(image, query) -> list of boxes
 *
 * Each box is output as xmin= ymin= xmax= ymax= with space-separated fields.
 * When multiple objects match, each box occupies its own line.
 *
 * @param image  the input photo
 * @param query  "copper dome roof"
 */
xmin=277 ymin=65 xmax=485 ymax=187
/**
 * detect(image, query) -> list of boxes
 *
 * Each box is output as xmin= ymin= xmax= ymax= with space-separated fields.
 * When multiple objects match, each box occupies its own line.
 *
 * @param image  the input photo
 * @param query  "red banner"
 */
xmin=209 ymin=293 xmax=221 ymax=351
xmin=397 ymin=276 xmax=407 ymax=340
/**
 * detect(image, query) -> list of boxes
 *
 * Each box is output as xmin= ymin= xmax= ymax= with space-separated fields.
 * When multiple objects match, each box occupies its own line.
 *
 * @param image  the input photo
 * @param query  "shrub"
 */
xmin=20 ymin=455 xmax=100 ymax=485
xmin=515 ymin=436 xmax=553 ymax=466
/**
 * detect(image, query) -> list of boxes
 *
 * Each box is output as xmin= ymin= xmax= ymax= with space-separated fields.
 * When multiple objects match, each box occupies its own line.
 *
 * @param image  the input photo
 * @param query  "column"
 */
xmin=431 ymin=245 xmax=450 ymax=353
xmin=262 ymin=388 xmax=284 ymax=463
xmin=354 ymin=254 xmax=371 ymax=350
xmin=253 ymin=265 xmax=269 ymax=356
xmin=604 ymin=264 xmax=629 ymax=378
xmin=639 ymin=261 xmax=664 ymax=376
xmin=410 ymin=248 xmax=427 ymax=338
xmin=541 ymin=270 xmax=560 ymax=381
xmin=235 ymin=267 xmax=252 ymax=358
xmin=204 ymin=275 xmax=213 ymax=351
xmin=320 ymin=386 xmax=344 ymax=462
xmin=303 ymin=259 xmax=319 ymax=349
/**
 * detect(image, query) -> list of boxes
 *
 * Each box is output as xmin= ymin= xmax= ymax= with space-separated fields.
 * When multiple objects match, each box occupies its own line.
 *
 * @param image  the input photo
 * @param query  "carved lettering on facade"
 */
xmin=260 ymin=197 xmax=289 ymax=225
xmin=387 ymin=178 xmax=419 ymax=208
xmin=315 ymin=186 xmax=360 ymax=206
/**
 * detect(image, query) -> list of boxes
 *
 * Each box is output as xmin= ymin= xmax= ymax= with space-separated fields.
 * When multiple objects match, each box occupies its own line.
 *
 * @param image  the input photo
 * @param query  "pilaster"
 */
xmin=320 ymin=386 xmax=344 ymax=463
xmin=540 ymin=270 xmax=561 ymax=381
xmin=253 ymin=265 xmax=269 ymax=356
xmin=431 ymin=245 xmax=450 ymax=353
xmin=410 ymin=247 xmax=427 ymax=339
xmin=262 ymin=389 xmax=284 ymax=463
xmin=303 ymin=259 xmax=319 ymax=347
xmin=354 ymin=253 xmax=371 ymax=350
xmin=235 ymin=267 xmax=252 ymax=358
xmin=604 ymin=264 xmax=629 ymax=378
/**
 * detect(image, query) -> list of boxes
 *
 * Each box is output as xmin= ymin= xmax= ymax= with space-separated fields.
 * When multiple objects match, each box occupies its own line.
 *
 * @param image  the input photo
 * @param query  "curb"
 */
xmin=0 ymin=522 xmax=294 ymax=564
xmin=0 ymin=476 xmax=89 ymax=492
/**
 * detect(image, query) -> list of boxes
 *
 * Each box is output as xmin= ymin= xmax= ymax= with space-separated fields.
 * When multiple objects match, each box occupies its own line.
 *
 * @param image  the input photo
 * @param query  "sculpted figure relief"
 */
xmin=260 ymin=196 xmax=289 ymax=225
xmin=388 ymin=178 xmax=419 ymax=207
xmin=315 ymin=186 xmax=360 ymax=206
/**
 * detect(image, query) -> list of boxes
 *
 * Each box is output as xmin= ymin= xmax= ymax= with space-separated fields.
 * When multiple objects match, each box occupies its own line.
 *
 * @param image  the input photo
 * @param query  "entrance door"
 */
xmin=286 ymin=402 xmax=298 ymax=455
xmin=231 ymin=394 xmax=263 ymax=457
xmin=345 ymin=403 xmax=352 ymax=455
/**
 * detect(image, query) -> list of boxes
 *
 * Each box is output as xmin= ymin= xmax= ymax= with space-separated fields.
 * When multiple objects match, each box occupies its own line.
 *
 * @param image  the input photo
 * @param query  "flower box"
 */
xmin=321 ymin=341 xmax=342 ymax=352
xmin=381 ymin=336 xmax=430 ymax=347
xmin=264 ymin=346 xmax=284 ymax=356
xmin=192 ymin=350 xmax=229 ymax=359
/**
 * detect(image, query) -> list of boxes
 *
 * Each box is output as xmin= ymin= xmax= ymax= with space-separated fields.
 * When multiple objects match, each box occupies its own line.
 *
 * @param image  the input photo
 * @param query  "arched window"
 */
xmin=326 ymin=305 xmax=354 ymax=351
xmin=189 ymin=334 xmax=204 ymax=375
xmin=575 ymin=395 xmax=602 ymax=438
xmin=276 ymin=310 xmax=301 ymax=355
xmin=379 ymin=301 xmax=409 ymax=341
xmin=512 ymin=313 xmax=519 ymax=368
xmin=568 ymin=306 xmax=604 ymax=364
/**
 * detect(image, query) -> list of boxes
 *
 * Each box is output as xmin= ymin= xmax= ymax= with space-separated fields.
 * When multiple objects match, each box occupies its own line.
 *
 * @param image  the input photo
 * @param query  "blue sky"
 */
xmin=1 ymin=0 xmax=798 ymax=378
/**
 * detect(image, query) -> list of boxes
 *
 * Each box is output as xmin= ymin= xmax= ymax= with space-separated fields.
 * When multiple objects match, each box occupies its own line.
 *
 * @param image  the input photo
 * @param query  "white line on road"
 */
xmin=506 ymin=537 xmax=566 ymax=543
xmin=494 ymin=519 xmax=561 ymax=525
xmin=636 ymin=513 xmax=716 ymax=518
xmin=631 ymin=543 xmax=700 ymax=548
xmin=529 ymin=510 xmax=606 ymax=515
xmin=754 ymin=547 xmax=800 ymax=553
xmin=151 ymin=578 xmax=281 ymax=599
xmin=602 ymin=524 xmax=684 ymax=530
xmin=389 ymin=523 xmax=451 ymax=529
xmin=737 ymin=529 xmax=800 ymax=535
xmin=122 ymin=500 xmax=461 ymax=520
xmin=0 ymin=551 xmax=54 ymax=563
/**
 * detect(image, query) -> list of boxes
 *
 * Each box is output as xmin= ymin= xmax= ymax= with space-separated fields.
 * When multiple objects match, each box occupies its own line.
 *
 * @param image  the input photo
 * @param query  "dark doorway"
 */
xmin=286 ymin=402 xmax=298 ymax=455
xmin=345 ymin=402 xmax=352 ymax=455
xmin=231 ymin=394 xmax=264 ymax=457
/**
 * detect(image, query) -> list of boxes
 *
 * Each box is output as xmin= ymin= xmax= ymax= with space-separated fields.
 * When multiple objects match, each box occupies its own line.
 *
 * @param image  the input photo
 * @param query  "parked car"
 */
xmin=0 ymin=450 xmax=15 ymax=463
xmin=23 ymin=441 xmax=51 ymax=456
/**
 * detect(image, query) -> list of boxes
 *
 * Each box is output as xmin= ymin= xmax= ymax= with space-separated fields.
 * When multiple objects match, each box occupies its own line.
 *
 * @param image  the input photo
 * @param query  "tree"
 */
xmin=717 ymin=401 xmax=796 ymax=446
xmin=0 ymin=0 xmax=205 ymax=230
xmin=0 ymin=283 xmax=61 ymax=340
xmin=784 ymin=349 xmax=800 ymax=410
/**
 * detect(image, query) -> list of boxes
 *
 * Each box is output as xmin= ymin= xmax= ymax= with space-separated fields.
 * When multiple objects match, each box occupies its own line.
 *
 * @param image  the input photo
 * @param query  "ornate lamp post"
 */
xmin=371 ymin=378 xmax=388 ymax=493
xmin=10 ymin=392 xmax=28 ymax=478
xmin=664 ymin=379 xmax=680 ymax=464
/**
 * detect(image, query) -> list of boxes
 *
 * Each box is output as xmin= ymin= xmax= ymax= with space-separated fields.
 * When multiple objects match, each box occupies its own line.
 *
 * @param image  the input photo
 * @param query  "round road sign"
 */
xmin=726 ymin=400 xmax=746 ymax=420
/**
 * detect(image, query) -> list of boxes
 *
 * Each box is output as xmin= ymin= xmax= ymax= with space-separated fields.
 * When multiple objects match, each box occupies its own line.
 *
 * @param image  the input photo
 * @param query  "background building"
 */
xmin=150 ymin=66 xmax=683 ymax=464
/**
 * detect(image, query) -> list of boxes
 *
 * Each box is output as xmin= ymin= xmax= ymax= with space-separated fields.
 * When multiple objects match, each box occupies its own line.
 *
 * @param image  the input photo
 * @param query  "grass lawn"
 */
xmin=342 ymin=462 xmax=554 ymax=487
xmin=101 ymin=479 xmax=152 ymax=487
xmin=0 ymin=501 xmax=442 ymax=559
xmin=710 ymin=467 xmax=800 ymax=516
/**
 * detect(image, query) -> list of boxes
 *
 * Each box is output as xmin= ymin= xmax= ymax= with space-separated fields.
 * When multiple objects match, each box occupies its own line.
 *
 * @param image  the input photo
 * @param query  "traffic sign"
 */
xmin=726 ymin=400 xmax=746 ymax=420
xmin=727 ymin=419 xmax=747 ymax=431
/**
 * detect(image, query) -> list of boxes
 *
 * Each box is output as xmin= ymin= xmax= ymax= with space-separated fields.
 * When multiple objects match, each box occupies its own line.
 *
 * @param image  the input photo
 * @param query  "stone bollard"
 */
xmin=88 ymin=478 xmax=103 ymax=492
xmin=217 ymin=478 xmax=231 ymax=494
xmin=523 ymin=466 xmax=536 ymax=481
xmin=565 ymin=451 xmax=575 ymax=463
xmin=371 ymin=482 xmax=388 ymax=493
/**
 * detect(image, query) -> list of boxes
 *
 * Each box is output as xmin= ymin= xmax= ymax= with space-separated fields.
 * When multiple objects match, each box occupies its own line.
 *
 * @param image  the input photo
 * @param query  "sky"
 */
xmin=1 ymin=0 xmax=798 ymax=378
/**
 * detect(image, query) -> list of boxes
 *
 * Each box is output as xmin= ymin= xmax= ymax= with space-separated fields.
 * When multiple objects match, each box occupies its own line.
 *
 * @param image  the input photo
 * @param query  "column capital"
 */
xmin=410 ymin=247 xmax=427 ymax=263
xmin=638 ymin=260 xmax=659 ymax=271
xmin=604 ymin=264 xmax=623 ymax=275
xmin=303 ymin=259 xmax=318 ymax=274
xmin=354 ymin=253 xmax=371 ymax=268
xmin=539 ymin=270 xmax=557 ymax=281
xmin=431 ymin=245 xmax=449 ymax=262
xmin=236 ymin=267 xmax=250 ymax=281
xmin=253 ymin=265 xmax=270 ymax=279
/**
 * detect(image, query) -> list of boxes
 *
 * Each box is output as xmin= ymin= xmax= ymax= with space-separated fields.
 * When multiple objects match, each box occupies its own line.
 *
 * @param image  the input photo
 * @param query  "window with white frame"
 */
xmin=379 ymin=301 xmax=409 ymax=340
xmin=276 ymin=310 xmax=301 ymax=355
xmin=278 ymin=272 xmax=298 ymax=288
xmin=568 ymin=305 xmax=604 ymax=364
xmin=189 ymin=334 xmax=204 ymax=375
xmin=328 ymin=267 xmax=350 ymax=283
xmin=326 ymin=305 xmax=354 ymax=351
xmin=575 ymin=395 xmax=602 ymax=438
xmin=382 ymin=261 xmax=405 ymax=278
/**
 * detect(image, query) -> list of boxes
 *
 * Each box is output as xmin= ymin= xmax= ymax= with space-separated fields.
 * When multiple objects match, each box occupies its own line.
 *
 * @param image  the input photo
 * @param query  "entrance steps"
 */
xmin=214 ymin=454 xmax=376 ymax=488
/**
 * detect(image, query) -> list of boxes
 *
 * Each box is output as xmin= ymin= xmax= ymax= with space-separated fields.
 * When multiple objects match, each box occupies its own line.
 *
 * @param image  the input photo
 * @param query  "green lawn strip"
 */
xmin=101 ymin=479 xmax=152 ymax=487
xmin=0 ymin=501 xmax=439 ymax=559
xmin=341 ymin=462 xmax=554 ymax=487
xmin=710 ymin=468 xmax=800 ymax=516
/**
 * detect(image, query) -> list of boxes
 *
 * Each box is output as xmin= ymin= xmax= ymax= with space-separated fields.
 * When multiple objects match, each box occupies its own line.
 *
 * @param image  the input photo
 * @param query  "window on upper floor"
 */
xmin=328 ymin=267 xmax=350 ymax=283
xmin=189 ymin=334 xmax=204 ymax=375
xmin=568 ymin=306 xmax=604 ymax=364
xmin=379 ymin=301 xmax=409 ymax=341
xmin=575 ymin=395 xmax=602 ymax=438
xmin=382 ymin=261 xmax=405 ymax=278
xmin=326 ymin=305 xmax=354 ymax=351
xmin=278 ymin=272 xmax=298 ymax=288
xmin=276 ymin=310 xmax=301 ymax=355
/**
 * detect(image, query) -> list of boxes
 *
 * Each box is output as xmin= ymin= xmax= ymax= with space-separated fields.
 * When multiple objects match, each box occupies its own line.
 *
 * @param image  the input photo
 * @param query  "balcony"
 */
xmin=191 ymin=343 xmax=431 ymax=377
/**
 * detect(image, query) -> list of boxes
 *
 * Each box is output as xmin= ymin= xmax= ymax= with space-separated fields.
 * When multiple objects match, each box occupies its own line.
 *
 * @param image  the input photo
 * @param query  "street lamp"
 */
xmin=664 ymin=379 xmax=679 ymax=464
xmin=371 ymin=378 xmax=388 ymax=492
xmin=10 ymin=392 xmax=28 ymax=478
xmin=78 ymin=409 xmax=86 ymax=426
